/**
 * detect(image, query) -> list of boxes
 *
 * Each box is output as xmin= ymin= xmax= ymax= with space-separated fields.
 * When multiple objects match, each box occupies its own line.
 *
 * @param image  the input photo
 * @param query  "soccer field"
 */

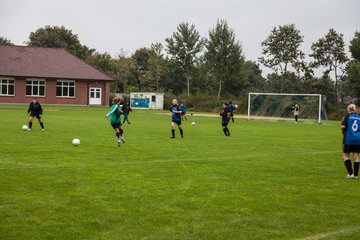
xmin=1 ymin=105 xmax=359 ymax=240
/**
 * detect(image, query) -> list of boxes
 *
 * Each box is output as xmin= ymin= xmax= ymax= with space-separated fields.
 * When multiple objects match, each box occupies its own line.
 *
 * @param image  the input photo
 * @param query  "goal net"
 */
xmin=247 ymin=93 xmax=328 ymax=123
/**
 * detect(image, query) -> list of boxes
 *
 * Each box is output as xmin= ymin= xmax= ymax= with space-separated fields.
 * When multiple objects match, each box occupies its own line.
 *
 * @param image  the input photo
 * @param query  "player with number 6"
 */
xmin=341 ymin=104 xmax=360 ymax=179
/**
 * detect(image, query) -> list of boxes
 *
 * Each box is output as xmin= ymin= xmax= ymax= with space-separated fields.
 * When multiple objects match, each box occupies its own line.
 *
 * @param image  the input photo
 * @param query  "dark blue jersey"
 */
xmin=180 ymin=106 xmax=187 ymax=113
xmin=229 ymin=104 xmax=235 ymax=112
xmin=342 ymin=113 xmax=360 ymax=145
xmin=28 ymin=102 xmax=43 ymax=115
xmin=220 ymin=107 xmax=231 ymax=122
xmin=170 ymin=105 xmax=181 ymax=122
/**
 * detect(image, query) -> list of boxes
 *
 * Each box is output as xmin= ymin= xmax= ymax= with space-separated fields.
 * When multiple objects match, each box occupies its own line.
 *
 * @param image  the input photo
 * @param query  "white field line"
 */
xmin=294 ymin=226 xmax=360 ymax=240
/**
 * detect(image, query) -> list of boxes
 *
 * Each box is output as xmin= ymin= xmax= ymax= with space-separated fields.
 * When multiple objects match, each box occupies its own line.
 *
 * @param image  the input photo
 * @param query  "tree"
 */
xmin=86 ymin=52 xmax=115 ymax=75
xmin=310 ymin=28 xmax=349 ymax=101
xmin=244 ymin=61 xmax=266 ymax=91
xmin=146 ymin=43 xmax=166 ymax=91
xmin=349 ymin=31 xmax=360 ymax=61
xmin=165 ymin=22 xmax=204 ymax=96
xmin=204 ymin=19 xmax=245 ymax=100
xmin=114 ymin=50 xmax=136 ymax=93
xmin=292 ymin=52 xmax=314 ymax=81
xmin=347 ymin=31 xmax=360 ymax=97
xmin=259 ymin=24 xmax=304 ymax=92
xmin=0 ymin=37 xmax=13 ymax=45
xmin=28 ymin=25 xmax=94 ymax=60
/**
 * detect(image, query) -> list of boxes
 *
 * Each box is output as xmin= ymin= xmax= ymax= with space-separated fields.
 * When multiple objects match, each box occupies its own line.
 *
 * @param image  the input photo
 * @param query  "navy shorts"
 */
xmin=343 ymin=144 xmax=360 ymax=153
xmin=173 ymin=121 xmax=181 ymax=126
xmin=222 ymin=121 xmax=229 ymax=127
xmin=30 ymin=113 xmax=41 ymax=119
xmin=111 ymin=122 xmax=122 ymax=129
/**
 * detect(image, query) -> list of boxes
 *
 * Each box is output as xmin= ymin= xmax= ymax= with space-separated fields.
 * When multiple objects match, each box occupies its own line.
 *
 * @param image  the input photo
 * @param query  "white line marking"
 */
xmin=294 ymin=226 xmax=360 ymax=240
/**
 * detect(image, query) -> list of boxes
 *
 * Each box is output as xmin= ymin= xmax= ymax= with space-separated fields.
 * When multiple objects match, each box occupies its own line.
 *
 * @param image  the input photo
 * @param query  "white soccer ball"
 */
xmin=191 ymin=122 xmax=196 ymax=126
xmin=234 ymin=104 xmax=238 ymax=109
xmin=22 ymin=125 xmax=28 ymax=131
xmin=72 ymin=138 xmax=80 ymax=146
xmin=135 ymin=102 xmax=139 ymax=106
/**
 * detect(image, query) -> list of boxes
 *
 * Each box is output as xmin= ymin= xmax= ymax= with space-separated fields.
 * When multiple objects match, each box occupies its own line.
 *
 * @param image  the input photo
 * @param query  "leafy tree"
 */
xmin=292 ymin=52 xmax=314 ymax=80
xmin=165 ymin=22 xmax=204 ymax=96
xmin=347 ymin=31 xmax=360 ymax=97
xmin=86 ymin=52 xmax=115 ymax=75
xmin=0 ymin=37 xmax=13 ymax=45
xmin=114 ymin=50 xmax=136 ymax=93
xmin=259 ymin=24 xmax=304 ymax=74
xmin=145 ymin=43 xmax=166 ymax=91
xmin=132 ymin=47 xmax=152 ymax=90
xmin=132 ymin=43 xmax=166 ymax=92
xmin=347 ymin=61 xmax=360 ymax=97
xmin=28 ymin=25 xmax=94 ymax=60
xmin=204 ymin=19 xmax=245 ymax=99
xmin=349 ymin=31 xmax=360 ymax=61
xmin=244 ymin=61 xmax=266 ymax=91
xmin=259 ymin=24 xmax=304 ymax=92
xmin=310 ymin=28 xmax=349 ymax=101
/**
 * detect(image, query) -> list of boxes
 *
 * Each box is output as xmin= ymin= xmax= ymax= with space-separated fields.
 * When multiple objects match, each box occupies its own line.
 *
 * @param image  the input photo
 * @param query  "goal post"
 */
xmin=247 ymin=92 xmax=327 ymax=123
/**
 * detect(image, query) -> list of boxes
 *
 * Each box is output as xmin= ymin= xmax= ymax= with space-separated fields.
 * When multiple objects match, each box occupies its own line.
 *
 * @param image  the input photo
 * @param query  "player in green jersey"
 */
xmin=106 ymin=97 xmax=125 ymax=147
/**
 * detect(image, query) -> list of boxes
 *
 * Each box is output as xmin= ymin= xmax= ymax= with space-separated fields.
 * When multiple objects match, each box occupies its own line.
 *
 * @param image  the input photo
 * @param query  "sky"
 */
xmin=0 ymin=0 xmax=359 ymax=76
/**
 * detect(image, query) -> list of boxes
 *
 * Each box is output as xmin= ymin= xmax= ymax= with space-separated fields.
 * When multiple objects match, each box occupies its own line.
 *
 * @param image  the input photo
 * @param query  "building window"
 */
xmin=56 ymin=80 xmax=75 ymax=98
xmin=0 ymin=78 xmax=15 ymax=96
xmin=26 ymin=79 xmax=45 ymax=97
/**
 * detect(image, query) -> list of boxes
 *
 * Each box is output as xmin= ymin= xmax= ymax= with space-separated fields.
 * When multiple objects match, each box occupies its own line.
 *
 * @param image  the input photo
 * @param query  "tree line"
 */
xmin=1 ymin=21 xmax=359 ymax=113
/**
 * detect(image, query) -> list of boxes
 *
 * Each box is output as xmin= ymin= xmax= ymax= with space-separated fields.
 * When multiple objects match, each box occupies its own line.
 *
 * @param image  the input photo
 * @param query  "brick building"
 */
xmin=0 ymin=45 xmax=113 ymax=105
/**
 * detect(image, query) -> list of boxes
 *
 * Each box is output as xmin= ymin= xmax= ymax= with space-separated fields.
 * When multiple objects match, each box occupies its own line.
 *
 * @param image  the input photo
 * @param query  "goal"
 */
xmin=247 ymin=92 xmax=327 ymax=123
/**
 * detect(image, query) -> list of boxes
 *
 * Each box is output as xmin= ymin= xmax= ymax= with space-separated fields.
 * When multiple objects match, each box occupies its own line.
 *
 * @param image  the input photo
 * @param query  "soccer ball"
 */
xmin=191 ymin=122 xmax=196 ymax=126
xmin=72 ymin=138 xmax=80 ymax=146
xmin=135 ymin=102 xmax=139 ymax=106
xmin=234 ymin=104 xmax=238 ymax=109
xmin=22 ymin=125 xmax=28 ymax=131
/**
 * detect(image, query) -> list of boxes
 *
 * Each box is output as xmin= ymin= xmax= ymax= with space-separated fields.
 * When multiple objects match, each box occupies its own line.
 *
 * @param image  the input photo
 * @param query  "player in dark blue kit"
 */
xmin=180 ymin=103 xmax=187 ymax=121
xmin=220 ymin=103 xmax=231 ymax=136
xmin=27 ymin=98 xmax=44 ymax=130
xmin=341 ymin=104 xmax=360 ymax=179
xmin=229 ymin=101 xmax=235 ymax=123
xmin=170 ymin=99 xmax=183 ymax=138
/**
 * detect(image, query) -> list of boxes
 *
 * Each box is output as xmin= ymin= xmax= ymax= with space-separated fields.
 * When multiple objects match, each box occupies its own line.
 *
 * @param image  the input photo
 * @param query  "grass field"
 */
xmin=1 ymin=105 xmax=360 ymax=240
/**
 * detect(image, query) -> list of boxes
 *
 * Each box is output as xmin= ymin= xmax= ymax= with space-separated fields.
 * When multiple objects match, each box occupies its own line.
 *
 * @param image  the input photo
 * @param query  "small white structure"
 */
xmin=130 ymin=92 xmax=164 ymax=110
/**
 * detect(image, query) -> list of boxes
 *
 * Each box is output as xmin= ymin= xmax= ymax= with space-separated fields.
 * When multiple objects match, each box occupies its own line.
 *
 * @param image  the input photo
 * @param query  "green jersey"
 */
xmin=106 ymin=104 xmax=121 ymax=124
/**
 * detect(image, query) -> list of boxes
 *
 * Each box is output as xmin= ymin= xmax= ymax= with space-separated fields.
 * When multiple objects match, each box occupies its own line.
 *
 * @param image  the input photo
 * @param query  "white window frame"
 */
xmin=26 ymin=78 xmax=46 ymax=97
xmin=0 ymin=77 xmax=15 ymax=96
xmin=56 ymin=80 xmax=76 ymax=98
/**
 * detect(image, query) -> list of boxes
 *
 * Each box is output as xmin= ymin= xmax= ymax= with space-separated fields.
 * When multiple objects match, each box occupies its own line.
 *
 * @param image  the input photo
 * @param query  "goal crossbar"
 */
xmin=247 ymin=92 xmax=323 ymax=123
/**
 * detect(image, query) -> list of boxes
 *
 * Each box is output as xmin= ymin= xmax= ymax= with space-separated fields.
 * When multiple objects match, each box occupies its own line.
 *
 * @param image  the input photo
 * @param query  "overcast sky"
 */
xmin=0 ymin=0 xmax=359 ymax=75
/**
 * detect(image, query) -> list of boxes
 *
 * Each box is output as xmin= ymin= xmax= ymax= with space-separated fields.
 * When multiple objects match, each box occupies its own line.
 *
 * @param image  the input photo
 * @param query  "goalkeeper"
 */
xmin=293 ymin=104 xmax=299 ymax=123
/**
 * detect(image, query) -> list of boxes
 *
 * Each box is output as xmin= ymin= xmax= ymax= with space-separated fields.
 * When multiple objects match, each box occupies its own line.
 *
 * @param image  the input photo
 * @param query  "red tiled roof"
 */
xmin=0 ymin=45 xmax=112 ymax=81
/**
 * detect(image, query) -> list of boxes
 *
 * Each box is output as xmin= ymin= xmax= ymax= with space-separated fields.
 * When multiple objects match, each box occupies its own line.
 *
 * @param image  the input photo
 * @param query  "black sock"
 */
xmin=119 ymin=129 xmax=124 ymax=137
xmin=223 ymin=128 xmax=227 ymax=136
xmin=172 ymin=129 xmax=175 ymax=137
xmin=354 ymin=161 xmax=359 ymax=177
xmin=116 ymin=132 xmax=120 ymax=139
xmin=226 ymin=127 xmax=230 ymax=136
xmin=179 ymin=127 xmax=183 ymax=137
xmin=29 ymin=122 xmax=32 ymax=129
xmin=345 ymin=159 xmax=353 ymax=175
xmin=231 ymin=118 xmax=234 ymax=123
xmin=40 ymin=122 xmax=44 ymax=129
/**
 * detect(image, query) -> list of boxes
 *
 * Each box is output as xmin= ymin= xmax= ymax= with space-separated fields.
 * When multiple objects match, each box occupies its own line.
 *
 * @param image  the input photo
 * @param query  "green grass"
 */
xmin=1 ymin=105 xmax=359 ymax=240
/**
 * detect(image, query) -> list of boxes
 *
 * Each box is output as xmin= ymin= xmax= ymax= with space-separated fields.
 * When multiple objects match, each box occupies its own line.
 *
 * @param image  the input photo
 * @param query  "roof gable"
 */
xmin=0 ymin=45 xmax=112 ymax=81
